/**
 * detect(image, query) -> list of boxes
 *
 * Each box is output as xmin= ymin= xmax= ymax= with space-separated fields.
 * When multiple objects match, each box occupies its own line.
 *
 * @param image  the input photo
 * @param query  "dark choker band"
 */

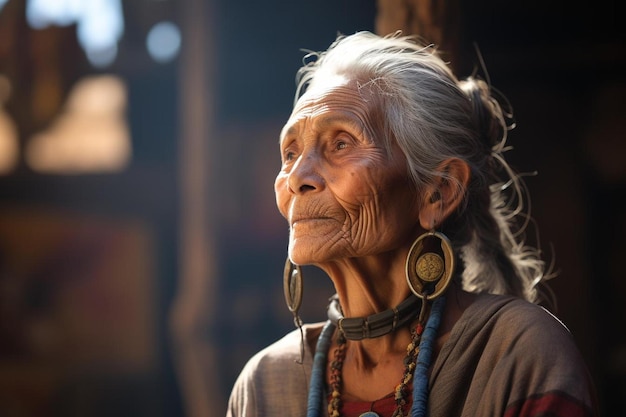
xmin=326 ymin=293 xmax=421 ymax=340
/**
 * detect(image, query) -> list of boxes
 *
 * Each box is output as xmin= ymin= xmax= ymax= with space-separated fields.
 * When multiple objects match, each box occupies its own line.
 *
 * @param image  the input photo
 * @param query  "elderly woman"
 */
xmin=227 ymin=32 xmax=597 ymax=417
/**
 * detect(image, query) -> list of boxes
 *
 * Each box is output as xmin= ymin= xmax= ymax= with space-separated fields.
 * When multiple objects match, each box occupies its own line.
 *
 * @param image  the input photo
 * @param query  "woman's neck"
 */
xmin=327 ymin=283 xmax=477 ymax=402
xmin=318 ymin=251 xmax=411 ymax=318
xmin=336 ymin=324 xmax=414 ymax=402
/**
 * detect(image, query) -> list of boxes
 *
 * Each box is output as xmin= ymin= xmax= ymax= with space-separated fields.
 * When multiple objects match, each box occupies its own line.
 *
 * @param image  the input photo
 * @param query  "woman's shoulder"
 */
xmin=226 ymin=322 xmax=326 ymax=417
xmin=446 ymin=292 xmax=593 ymax=392
xmin=440 ymin=292 xmax=584 ymax=373
xmin=430 ymin=293 xmax=597 ymax=416
xmin=464 ymin=292 xmax=571 ymax=336
xmin=236 ymin=322 xmax=325 ymax=380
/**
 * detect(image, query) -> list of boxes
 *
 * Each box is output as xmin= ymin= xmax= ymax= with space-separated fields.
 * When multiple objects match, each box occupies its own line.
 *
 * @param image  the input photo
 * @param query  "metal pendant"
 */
xmin=358 ymin=412 xmax=380 ymax=417
xmin=405 ymin=231 xmax=455 ymax=300
xmin=283 ymin=258 xmax=303 ymax=313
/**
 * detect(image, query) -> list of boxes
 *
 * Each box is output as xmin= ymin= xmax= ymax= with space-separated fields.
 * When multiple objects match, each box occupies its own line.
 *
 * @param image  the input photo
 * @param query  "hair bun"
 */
xmin=459 ymin=77 xmax=514 ymax=152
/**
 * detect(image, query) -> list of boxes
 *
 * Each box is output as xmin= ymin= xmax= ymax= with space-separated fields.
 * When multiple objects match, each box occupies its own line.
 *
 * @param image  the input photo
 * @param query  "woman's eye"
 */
xmin=335 ymin=141 xmax=348 ymax=151
xmin=333 ymin=133 xmax=355 ymax=151
xmin=284 ymin=151 xmax=296 ymax=161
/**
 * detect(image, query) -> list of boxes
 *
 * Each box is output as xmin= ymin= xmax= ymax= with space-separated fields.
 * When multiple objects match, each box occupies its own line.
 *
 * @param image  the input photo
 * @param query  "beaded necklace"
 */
xmin=328 ymin=320 xmax=424 ymax=417
xmin=306 ymin=296 xmax=446 ymax=417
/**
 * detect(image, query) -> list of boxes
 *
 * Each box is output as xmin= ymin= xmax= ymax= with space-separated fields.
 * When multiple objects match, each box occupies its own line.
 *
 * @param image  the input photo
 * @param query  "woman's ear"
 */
xmin=418 ymin=158 xmax=471 ymax=229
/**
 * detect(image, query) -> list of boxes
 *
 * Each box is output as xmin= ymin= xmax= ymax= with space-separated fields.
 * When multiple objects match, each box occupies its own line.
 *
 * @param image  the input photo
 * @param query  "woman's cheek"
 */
xmin=274 ymin=173 xmax=290 ymax=220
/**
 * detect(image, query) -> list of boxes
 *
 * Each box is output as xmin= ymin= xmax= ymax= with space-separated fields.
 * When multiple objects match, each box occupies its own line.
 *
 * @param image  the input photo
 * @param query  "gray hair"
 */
xmin=294 ymin=31 xmax=550 ymax=303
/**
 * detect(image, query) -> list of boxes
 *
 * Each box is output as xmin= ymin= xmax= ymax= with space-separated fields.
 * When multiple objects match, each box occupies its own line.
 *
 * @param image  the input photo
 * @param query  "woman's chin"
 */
xmin=288 ymin=250 xmax=314 ymax=266
xmin=288 ymin=245 xmax=329 ymax=266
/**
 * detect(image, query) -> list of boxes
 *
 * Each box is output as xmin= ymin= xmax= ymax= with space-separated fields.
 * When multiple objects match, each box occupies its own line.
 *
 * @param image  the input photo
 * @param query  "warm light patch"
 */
xmin=0 ymin=75 xmax=18 ymax=174
xmin=26 ymin=75 xmax=131 ymax=173
xmin=0 ymin=115 xmax=18 ymax=174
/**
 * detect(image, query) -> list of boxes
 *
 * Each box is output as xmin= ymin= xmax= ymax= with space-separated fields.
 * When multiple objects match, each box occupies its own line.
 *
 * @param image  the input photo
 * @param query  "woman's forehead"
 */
xmin=282 ymin=80 xmax=379 ymax=134
xmin=293 ymin=76 xmax=355 ymax=110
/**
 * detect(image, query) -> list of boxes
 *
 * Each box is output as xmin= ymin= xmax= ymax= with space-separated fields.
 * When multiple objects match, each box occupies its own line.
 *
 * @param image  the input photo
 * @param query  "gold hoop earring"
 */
xmin=405 ymin=231 xmax=455 ymax=300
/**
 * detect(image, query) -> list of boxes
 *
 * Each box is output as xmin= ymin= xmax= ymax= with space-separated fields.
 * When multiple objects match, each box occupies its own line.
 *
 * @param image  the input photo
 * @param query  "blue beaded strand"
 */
xmin=411 ymin=296 xmax=446 ymax=417
xmin=307 ymin=320 xmax=336 ymax=417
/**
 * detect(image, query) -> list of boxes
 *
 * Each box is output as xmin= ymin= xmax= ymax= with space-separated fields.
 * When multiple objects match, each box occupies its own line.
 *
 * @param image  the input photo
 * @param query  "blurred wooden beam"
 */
xmin=375 ymin=0 xmax=461 ymax=69
xmin=170 ymin=0 xmax=220 ymax=415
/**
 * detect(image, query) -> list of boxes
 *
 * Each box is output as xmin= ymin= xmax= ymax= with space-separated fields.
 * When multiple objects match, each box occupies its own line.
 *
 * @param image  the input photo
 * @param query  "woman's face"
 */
xmin=275 ymin=77 xmax=423 ymax=265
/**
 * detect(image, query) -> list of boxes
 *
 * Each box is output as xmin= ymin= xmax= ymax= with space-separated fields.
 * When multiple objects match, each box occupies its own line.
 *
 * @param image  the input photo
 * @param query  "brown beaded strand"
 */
xmin=328 ymin=332 xmax=346 ymax=417
xmin=328 ymin=321 xmax=425 ymax=417
xmin=392 ymin=322 xmax=424 ymax=417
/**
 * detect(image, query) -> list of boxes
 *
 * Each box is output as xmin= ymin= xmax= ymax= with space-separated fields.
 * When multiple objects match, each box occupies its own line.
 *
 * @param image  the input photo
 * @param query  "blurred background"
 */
xmin=0 ymin=0 xmax=623 ymax=416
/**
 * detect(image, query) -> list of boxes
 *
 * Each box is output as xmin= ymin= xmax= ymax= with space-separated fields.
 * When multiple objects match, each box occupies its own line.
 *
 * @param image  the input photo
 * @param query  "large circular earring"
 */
xmin=405 ymin=231 xmax=455 ymax=300
xmin=283 ymin=257 xmax=306 ymax=363
xmin=283 ymin=257 xmax=303 ymax=314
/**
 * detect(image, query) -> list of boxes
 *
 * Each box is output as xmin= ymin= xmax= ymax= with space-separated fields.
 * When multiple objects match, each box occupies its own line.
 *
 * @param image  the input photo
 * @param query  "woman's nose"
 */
xmin=287 ymin=153 xmax=324 ymax=194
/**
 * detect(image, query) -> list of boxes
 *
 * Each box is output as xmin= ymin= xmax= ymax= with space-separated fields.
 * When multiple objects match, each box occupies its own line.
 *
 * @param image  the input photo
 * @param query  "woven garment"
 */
xmin=226 ymin=293 xmax=597 ymax=417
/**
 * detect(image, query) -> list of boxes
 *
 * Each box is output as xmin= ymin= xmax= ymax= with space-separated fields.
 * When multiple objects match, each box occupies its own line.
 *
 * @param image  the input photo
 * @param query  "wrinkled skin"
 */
xmin=275 ymin=76 xmax=423 ymax=271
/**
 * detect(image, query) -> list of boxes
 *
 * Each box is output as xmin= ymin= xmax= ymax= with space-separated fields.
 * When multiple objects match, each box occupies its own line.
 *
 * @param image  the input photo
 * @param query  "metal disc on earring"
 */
xmin=405 ymin=231 xmax=455 ymax=300
xmin=283 ymin=258 xmax=303 ymax=313
xmin=416 ymin=252 xmax=444 ymax=282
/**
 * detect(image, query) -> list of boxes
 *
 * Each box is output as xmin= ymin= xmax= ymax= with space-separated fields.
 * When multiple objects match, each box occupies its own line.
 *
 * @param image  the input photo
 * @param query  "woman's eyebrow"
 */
xmin=315 ymin=114 xmax=364 ymax=132
xmin=279 ymin=112 xmax=367 ymax=145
